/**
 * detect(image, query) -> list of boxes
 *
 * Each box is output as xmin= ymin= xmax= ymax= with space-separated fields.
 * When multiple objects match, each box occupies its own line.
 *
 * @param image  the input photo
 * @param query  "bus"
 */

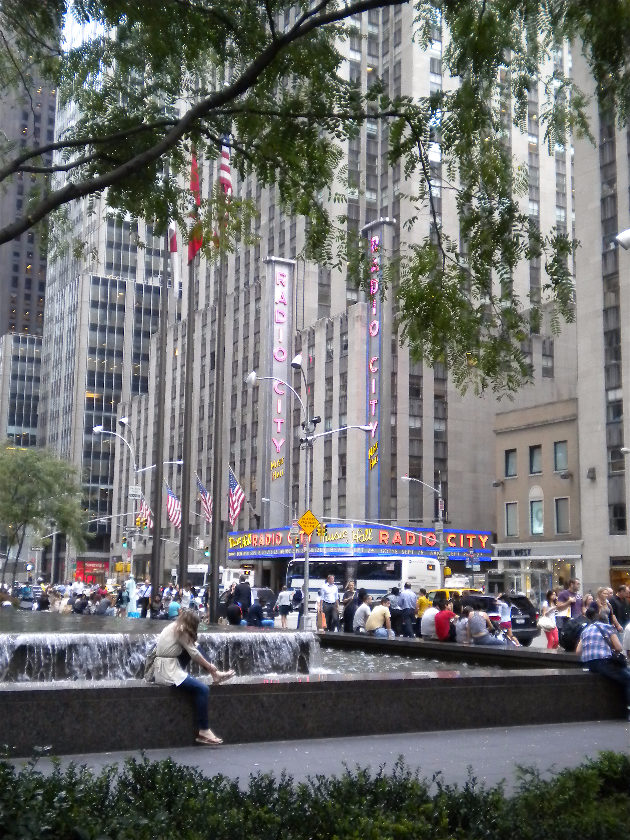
xmin=170 ymin=564 xmax=255 ymax=593
xmin=286 ymin=555 xmax=441 ymax=612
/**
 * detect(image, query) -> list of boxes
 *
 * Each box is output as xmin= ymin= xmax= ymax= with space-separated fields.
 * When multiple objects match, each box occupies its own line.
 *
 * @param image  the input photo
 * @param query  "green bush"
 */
xmin=0 ymin=752 xmax=628 ymax=840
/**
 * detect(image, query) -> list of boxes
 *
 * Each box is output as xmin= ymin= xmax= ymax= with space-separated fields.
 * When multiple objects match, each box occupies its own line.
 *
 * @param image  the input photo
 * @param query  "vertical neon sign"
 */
xmin=271 ymin=266 xmax=289 ymax=470
xmin=366 ymin=234 xmax=381 ymax=518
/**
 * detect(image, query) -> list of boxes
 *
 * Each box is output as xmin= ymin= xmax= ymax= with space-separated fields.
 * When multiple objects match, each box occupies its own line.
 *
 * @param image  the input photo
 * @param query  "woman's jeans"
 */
xmin=473 ymin=633 xmax=506 ymax=647
xmin=176 ymin=675 xmax=210 ymax=729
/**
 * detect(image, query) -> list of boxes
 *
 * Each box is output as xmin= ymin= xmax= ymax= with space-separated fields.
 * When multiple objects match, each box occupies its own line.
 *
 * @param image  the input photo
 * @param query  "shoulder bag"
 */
xmin=537 ymin=613 xmax=555 ymax=632
xmin=594 ymin=623 xmax=628 ymax=667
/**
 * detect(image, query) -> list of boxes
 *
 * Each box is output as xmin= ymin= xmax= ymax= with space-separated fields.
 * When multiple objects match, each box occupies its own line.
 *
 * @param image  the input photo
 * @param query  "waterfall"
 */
xmin=0 ymin=631 xmax=317 ymax=683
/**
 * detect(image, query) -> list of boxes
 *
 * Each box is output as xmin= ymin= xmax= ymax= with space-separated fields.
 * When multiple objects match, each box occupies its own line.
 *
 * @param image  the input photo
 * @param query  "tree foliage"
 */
xmin=1 ymin=1 xmax=630 ymax=391
xmin=0 ymin=444 xmax=86 ymax=584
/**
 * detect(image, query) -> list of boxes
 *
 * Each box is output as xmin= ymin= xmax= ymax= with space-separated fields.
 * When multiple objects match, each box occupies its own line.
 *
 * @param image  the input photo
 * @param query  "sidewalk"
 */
xmin=11 ymin=721 xmax=628 ymax=793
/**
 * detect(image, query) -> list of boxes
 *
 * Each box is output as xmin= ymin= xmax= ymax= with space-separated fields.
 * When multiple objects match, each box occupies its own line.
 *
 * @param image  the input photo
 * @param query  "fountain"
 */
xmin=0 ymin=611 xmax=623 ymax=757
xmin=0 ymin=612 xmax=315 ymax=683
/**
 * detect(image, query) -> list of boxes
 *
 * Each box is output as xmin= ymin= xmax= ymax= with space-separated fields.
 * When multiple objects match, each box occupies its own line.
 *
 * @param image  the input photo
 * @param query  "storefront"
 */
xmin=488 ymin=540 xmax=583 ymax=606
xmin=75 ymin=559 xmax=109 ymax=585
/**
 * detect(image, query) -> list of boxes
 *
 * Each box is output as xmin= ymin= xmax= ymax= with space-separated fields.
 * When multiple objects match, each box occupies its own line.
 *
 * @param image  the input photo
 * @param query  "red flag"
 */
xmin=187 ymin=153 xmax=202 ymax=264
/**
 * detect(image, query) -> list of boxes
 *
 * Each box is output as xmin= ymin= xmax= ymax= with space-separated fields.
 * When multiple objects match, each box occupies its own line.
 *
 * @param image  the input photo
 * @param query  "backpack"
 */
xmin=558 ymin=616 xmax=587 ymax=652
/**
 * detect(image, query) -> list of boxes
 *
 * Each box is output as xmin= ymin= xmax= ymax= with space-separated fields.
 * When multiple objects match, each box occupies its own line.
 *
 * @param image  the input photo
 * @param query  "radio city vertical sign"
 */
xmin=366 ymin=233 xmax=382 ymax=519
xmin=363 ymin=218 xmax=395 ymax=522
xmin=263 ymin=257 xmax=295 ymax=528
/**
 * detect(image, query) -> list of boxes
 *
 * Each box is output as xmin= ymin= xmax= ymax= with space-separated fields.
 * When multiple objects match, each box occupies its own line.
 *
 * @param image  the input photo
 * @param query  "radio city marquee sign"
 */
xmin=227 ymin=524 xmax=492 ymax=561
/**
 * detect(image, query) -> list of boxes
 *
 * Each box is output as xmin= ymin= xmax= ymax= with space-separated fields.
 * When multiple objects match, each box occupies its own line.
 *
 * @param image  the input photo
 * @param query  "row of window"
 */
xmin=504 ymin=440 xmax=568 ymax=477
xmin=505 ymin=497 xmax=570 ymax=537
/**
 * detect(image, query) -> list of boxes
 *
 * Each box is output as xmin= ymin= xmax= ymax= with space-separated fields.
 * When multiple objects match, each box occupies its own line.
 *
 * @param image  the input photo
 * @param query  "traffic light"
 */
xmin=142 ymin=517 xmax=148 ymax=531
xmin=135 ymin=516 xmax=142 ymax=528
xmin=122 ymin=534 xmax=128 ymax=549
xmin=204 ymin=545 xmax=210 ymax=557
xmin=316 ymin=524 xmax=327 ymax=538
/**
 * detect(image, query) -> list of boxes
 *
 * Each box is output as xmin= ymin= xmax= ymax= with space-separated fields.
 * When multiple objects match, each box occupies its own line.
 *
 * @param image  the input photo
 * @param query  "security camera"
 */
xmin=615 ymin=229 xmax=630 ymax=250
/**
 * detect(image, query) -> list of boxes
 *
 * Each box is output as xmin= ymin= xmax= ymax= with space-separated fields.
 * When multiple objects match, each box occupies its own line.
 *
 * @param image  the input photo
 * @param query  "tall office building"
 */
xmin=573 ymin=51 xmax=630 ymax=592
xmin=107 ymin=8 xmax=574 ymax=592
xmin=0 ymin=72 xmax=55 ymax=337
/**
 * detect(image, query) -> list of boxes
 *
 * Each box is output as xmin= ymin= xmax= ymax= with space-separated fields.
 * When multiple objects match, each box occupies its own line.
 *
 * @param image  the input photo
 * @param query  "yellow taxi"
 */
xmin=426 ymin=587 xmax=483 ymax=602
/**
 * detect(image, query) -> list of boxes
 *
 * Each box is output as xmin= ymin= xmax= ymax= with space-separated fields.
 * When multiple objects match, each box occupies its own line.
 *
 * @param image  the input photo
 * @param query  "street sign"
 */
xmin=128 ymin=485 xmax=142 ymax=499
xmin=289 ymin=520 xmax=300 ymax=540
xmin=298 ymin=509 xmax=320 ymax=536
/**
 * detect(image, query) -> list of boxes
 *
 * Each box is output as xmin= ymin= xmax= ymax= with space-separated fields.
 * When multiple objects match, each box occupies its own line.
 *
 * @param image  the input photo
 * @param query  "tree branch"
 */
xmin=0 ymin=0 xmax=409 ymax=245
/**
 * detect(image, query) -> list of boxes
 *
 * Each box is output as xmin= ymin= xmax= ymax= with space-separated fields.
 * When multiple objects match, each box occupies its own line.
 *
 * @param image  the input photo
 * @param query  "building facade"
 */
xmin=104 ymin=10 xmax=574 ymax=594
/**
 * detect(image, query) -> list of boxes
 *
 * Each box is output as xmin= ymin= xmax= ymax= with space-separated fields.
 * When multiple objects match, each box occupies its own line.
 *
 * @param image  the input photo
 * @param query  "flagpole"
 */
xmin=209 ymin=250 xmax=226 ymax=624
xmin=150 ymin=187 xmax=170 ymax=594
xmin=178 ymin=251 xmax=196 ymax=586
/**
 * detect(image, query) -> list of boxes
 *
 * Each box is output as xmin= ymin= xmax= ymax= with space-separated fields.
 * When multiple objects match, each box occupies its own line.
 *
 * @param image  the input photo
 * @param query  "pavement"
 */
xmin=10 ymin=721 xmax=629 ymax=793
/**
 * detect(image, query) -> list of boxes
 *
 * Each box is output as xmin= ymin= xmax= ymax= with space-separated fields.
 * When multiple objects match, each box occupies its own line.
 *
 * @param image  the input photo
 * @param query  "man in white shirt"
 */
xmin=319 ymin=574 xmax=340 ymax=632
xmin=352 ymin=591 xmax=372 ymax=633
xmin=420 ymin=602 xmax=439 ymax=639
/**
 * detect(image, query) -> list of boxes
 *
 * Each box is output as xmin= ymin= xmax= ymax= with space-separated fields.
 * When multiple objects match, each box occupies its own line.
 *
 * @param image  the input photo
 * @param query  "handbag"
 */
xmin=143 ymin=645 xmax=157 ymax=682
xmin=594 ymin=623 xmax=628 ymax=668
xmin=537 ymin=614 xmax=555 ymax=631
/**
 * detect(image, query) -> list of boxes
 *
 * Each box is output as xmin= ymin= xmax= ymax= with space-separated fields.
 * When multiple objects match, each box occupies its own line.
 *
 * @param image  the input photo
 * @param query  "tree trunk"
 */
xmin=10 ymin=531 xmax=25 ymax=584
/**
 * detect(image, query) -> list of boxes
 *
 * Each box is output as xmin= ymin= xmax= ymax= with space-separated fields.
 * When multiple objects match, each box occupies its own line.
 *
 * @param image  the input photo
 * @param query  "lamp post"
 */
xmin=93 ymin=424 xmax=182 ymax=581
xmin=247 ymin=363 xmax=371 ymax=629
xmin=401 ymin=474 xmax=446 ymax=583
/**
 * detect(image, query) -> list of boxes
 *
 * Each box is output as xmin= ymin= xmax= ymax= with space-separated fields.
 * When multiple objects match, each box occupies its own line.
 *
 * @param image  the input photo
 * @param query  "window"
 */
xmin=529 ymin=445 xmax=542 ymax=474
xmin=554 ymin=440 xmax=568 ymax=472
xmin=505 ymin=502 xmax=518 ymax=537
xmin=530 ymin=499 xmax=544 ymax=535
xmin=504 ymin=449 xmax=517 ymax=477
xmin=555 ymin=497 xmax=569 ymax=534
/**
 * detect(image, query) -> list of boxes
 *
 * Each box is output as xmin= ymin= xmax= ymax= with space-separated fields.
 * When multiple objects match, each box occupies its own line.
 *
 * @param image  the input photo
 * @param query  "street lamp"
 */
xmin=93 ymin=425 xmax=183 ymax=580
xmin=247 ymin=365 xmax=371 ymax=629
xmin=401 ymin=474 xmax=446 ymax=582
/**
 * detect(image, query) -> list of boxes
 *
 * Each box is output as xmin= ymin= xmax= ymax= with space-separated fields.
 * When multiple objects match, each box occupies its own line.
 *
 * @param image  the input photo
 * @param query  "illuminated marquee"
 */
xmin=227 ymin=524 xmax=493 ymax=560
xmin=366 ymin=233 xmax=381 ymax=516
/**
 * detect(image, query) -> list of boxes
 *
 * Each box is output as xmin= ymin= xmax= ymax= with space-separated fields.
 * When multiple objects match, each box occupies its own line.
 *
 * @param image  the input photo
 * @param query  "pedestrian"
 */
xmin=398 ymin=582 xmax=418 ymax=639
xmin=467 ymin=606 xmax=506 ymax=647
xmin=168 ymin=593 xmax=182 ymax=619
xmin=232 ymin=574 xmax=252 ymax=621
xmin=275 ymin=585 xmax=293 ymax=629
xmin=420 ymin=600 xmax=439 ymax=640
xmin=435 ymin=599 xmax=457 ymax=642
xmin=556 ymin=578 xmax=582 ymax=632
xmin=152 ymin=609 xmax=235 ymax=745
xmin=352 ymin=590 xmax=372 ymax=633
xmin=341 ymin=580 xmax=358 ymax=634
xmin=455 ymin=605 xmax=472 ymax=644
xmin=415 ymin=588 xmax=432 ymax=637
xmin=319 ymin=574 xmax=339 ymax=632
xmin=609 ymin=585 xmax=630 ymax=628
xmin=576 ymin=603 xmax=630 ymax=721
xmin=388 ymin=587 xmax=404 ymax=636
xmin=593 ymin=587 xmax=623 ymax=633
xmin=365 ymin=595 xmax=394 ymax=638
xmin=539 ymin=590 xmax=561 ymax=649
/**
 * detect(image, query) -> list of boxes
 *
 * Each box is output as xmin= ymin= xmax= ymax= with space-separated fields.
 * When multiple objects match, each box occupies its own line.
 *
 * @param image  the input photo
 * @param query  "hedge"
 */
xmin=0 ymin=752 xmax=628 ymax=839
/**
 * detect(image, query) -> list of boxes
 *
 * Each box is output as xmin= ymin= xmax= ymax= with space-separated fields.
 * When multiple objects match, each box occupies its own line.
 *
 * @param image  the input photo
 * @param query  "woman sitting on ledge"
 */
xmin=153 ymin=609 xmax=235 ymax=746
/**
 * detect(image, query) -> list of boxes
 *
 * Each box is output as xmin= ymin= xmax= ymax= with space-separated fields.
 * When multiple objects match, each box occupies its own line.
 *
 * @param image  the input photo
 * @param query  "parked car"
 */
xmin=460 ymin=593 xmax=540 ymax=646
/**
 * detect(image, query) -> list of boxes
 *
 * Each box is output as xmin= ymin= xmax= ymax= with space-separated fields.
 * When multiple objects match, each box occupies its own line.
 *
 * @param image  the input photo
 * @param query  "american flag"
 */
xmin=196 ymin=474 xmax=213 ymax=524
xmin=228 ymin=465 xmax=245 ymax=527
xmin=187 ymin=151 xmax=203 ymax=264
xmin=219 ymin=139 xmax=232 ymax=196
xmin=139 ymin=498 xmax=153 ymax=529
xmin=166 ymin=483 xmax=182 ymax=529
